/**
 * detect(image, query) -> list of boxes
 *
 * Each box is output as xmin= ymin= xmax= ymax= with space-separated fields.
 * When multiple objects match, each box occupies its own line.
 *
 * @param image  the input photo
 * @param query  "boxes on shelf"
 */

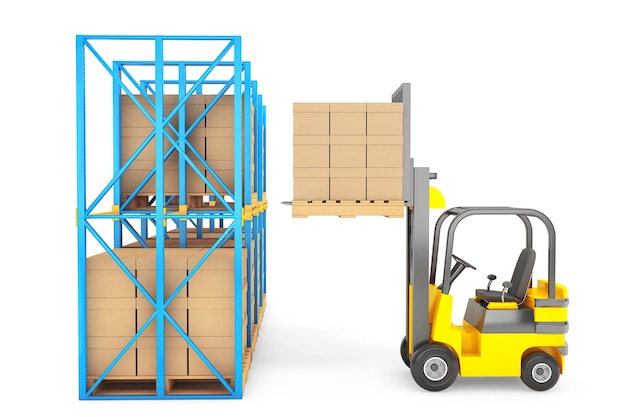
xmin=120 ymin=94 xmax=256 ymax=202
xmin=85 ymin=246 xmax=252 ymax=383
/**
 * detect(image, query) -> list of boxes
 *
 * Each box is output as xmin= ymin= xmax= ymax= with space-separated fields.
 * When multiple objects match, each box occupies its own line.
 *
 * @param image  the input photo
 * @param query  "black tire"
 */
xmin=400 ymin=337 xmax=410 ymax=368
xmin=410 ymin=343 xmax=458 ymax=391
xmin=521 ymin=352 xmax=560 ymax=391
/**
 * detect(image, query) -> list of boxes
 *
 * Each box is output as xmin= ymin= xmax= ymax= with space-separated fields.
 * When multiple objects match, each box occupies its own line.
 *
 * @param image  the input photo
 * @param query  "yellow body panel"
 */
xmin=428 ymin=283 xmax=567 ymax=377
xmin=534 ymin=306 xmax=568 ymax=322
xmin=486 ymin=301 xmax=518 ymax=310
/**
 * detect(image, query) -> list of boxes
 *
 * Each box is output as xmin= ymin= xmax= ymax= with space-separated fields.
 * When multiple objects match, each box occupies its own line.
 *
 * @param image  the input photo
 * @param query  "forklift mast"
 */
xmin=392 ymin=84 xmax=438 ymax=355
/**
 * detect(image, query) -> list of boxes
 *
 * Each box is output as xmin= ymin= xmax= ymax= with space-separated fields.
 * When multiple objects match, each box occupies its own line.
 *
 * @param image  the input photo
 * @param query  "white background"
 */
xmin=1 ymin=0 xmax=624 ymax=415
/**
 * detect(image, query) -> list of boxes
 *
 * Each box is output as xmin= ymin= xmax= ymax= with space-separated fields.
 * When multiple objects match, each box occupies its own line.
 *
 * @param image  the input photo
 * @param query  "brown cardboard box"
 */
xmin=122 ymin=95 xmax=179 ymax=129
xmin=366 ymin=102 xmax=403 ymax=113
xmin=294 ymin=103 xmax=330 ymax=113
xmin=121 ymin=159 xmax=206 ymax=196
xmin=330 ymin=112 xmax=366 ymax=135
xmin=86 ymin=248 xmax=153 ymax=298
xmin=366 ymin=147 xmax=403 ymax=168
xmin=187 ymin=321 xmax=246 ymax=377
xmin=87 ymin=337 xmax=136 ymax=377
xmin=187 ymin=248 xmax=247 ymax=298
xmin=366 ymin=168 xmax=404 ymax=200
xmin=293 ymin=112 xmax=330 ymax=136
xmin=330 ymin=168 xmax=367 ymax=201
xmin=330 ymin=103 xmax=367 ymax=113
xmin=293 ymin=168 xmax=329 ymax=200
xmin=87 ymin=298 xmax=136 ymax=337
xmin=330 ymin=145 xmax=366 ymax=168
xmin=188 ymin=298 xmax=239 ymax=337
xmin=206 ymin=136 xmax=235 ymax=161
xmin=136 ymin=336 xmax=188 ymax=377
xmin=122 ymin=130 xmax=205 ymax=163
xmin=293 ymin=136 xmax=329 ymax=169
xmin=366 ymin=112 xmax=403 ymax=136
xmin=203 ymin=161 xmax=253 ymax=196
xmin=293 ymin=144 xmax=329 ymax=168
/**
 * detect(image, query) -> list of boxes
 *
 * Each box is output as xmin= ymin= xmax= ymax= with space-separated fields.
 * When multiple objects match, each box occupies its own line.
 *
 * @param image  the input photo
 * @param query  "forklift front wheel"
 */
xmin=410 ymin=343 xmax=458 ymax=391
xmin=400 ymin=337 xmax=410 ymax=368
xmin=521 ymin=352 xmax=560 ymax=391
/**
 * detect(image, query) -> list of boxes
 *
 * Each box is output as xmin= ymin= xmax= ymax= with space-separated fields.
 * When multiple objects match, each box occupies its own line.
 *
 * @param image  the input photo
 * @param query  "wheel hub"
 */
xmin=423 ymin=357 xmax=448 ymax=381
xmin=531 ymin=362 xmax=552 ymax=383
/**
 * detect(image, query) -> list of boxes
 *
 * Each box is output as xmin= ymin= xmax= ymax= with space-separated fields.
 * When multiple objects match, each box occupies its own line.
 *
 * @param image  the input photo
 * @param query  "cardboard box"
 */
xmin=86 ymin=248 xmax=153 ymax=298
xmin=366 ymin=102 xmax=403 ymax=113
xmin=366 ymin=168 xmax=404 ymax=200
xmin=293 ymin=112 xmax=330 ymax=135
xmin=121 ymin=95 xmax=179 ymax=129
xmin=136 ymin=336 xmax=188 ymax=376
xmin=294 ymin=103 xmax=330 ymax=113
xmin=188 ymin=298 xmax=241 ymax=337
xmin=121 ymin=159 xmax=206 ymax=196
xmin=187 ymin=248 xmax=247 ymax=298
xmin=187 ymin=325 xmax=247 ymax=377
xmin=87 ymin=337 xmax=136 ymax=377
xmin=330 ymin=145 xmax=366 ymax=168
xmin=330 ymin=103 xmax=367 ymax=113
xmin=87 ymin=298 xmax=136 ymax=337
xmin=366 ymin=145 xmax=403 ymax=168
xmin=366 ymin=112 xmax=403 ymax=136
xmin=293 ymin=168 xmax=329 ymax=201
xmin=293 ymin=144 xmax=330 ymax=168
xmin=330 ymin=168 xmax=367 ymax=200
xmin=330 ymin=112 xmax=366 ymax=135
xmin=202 ymin=161 xmax=253 ymax=196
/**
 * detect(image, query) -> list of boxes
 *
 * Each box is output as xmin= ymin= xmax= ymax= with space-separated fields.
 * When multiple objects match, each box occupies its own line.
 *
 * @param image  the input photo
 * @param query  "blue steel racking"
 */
xmin=76 ymin=35 xmax=267 ymax=399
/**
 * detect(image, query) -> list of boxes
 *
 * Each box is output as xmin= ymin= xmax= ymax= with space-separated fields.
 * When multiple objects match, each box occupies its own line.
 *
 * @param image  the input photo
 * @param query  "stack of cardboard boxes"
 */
xmin=121 ymin=94 xmax=255 ymax=205
xmin=293 ymin=102 xmax=404 ymax=202
xmin=86 ymin=247 xmax=249 ymax=386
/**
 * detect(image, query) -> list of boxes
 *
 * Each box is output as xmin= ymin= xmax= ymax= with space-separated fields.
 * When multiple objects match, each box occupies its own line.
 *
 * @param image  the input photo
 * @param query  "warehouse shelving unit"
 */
xmin=76 ymin=35 xmax=267 ymax=399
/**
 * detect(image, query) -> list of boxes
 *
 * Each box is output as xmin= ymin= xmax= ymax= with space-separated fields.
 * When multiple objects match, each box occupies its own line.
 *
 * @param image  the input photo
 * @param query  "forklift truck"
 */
xmin=400 ymin=199 xmax=569 ymax=391
xmin=393 ymin=85 xmax=568 ymax=392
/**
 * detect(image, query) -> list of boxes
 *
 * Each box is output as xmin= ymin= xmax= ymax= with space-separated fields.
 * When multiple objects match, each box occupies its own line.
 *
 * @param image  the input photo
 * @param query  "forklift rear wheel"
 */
xmin=400 ymin=337 xmax=410 ymax=367
xmin=521 ymin=352 xmax=560 ymax=391
xmin=410 ymin=344 xmax=458 ymax=391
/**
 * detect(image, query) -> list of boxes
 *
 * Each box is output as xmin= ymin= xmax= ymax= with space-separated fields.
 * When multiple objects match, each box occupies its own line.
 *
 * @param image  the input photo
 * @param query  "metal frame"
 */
xmin=76 ymin=35 xmax=267 ymax=399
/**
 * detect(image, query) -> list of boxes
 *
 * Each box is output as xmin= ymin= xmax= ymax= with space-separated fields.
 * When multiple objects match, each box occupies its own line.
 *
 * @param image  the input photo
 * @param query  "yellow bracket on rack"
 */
xmin=171 ymin=205 xmax=188 ymax=221
xmin=243 ymin=205 xmax=254 ymax=221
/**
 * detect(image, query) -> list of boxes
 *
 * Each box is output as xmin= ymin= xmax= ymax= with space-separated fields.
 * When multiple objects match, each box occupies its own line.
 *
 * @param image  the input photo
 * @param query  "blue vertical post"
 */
xmin=178 ymin=63 xmax=188 ymax=248
xmin=154 ymin=37 xmax=166 ymax=398
xmin=243 ymin=63 xmax=253 ymax=347
xmin=233 ymin=36 xmax=243 ymax=398
xmin=76 ymin=34 xmax=88 ymax=399
xmin=260 ymin=103 xmax=267 ymax=307
xmin=113 ymin=62 xmax=123 ymax=248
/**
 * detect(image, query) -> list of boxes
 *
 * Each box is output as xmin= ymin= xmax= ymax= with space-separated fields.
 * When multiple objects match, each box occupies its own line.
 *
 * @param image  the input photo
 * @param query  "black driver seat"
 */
xmin=476 ymin=248 xmax=536 ymax=304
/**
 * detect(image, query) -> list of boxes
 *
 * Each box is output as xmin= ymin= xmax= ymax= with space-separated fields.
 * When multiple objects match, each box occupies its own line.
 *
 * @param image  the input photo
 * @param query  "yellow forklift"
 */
xmin=400 ymin=202 xmax=569 ymax=391
xmin=388 ymin=84 xmax=569 ymax=392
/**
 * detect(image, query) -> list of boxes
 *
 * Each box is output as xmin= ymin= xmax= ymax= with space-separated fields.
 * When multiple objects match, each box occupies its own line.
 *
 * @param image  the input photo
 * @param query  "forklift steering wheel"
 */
xmin=452 ymin=254 xmax=476 ymax=271
xmin=438 ymin=254 xmax=477 ymax=291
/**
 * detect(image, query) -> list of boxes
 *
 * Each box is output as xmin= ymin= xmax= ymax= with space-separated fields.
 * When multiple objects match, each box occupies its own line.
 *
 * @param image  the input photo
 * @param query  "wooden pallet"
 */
xmin=291 ymin=200 xmax=405 ymax=218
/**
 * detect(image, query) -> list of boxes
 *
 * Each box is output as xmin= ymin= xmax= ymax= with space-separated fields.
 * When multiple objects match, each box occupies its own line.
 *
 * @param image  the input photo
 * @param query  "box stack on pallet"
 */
xmin=121 ymin=94 xmax=254 ymax=207
xmin=292 ymin=101 xmax=404 ymax=218
xmin=77 ymin=36 xmax=266 ymax=400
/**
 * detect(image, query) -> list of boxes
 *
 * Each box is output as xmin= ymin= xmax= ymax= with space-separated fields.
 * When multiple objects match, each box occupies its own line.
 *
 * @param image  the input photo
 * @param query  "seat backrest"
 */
xmin=508 ymin=248 xmax=536 ymax=302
